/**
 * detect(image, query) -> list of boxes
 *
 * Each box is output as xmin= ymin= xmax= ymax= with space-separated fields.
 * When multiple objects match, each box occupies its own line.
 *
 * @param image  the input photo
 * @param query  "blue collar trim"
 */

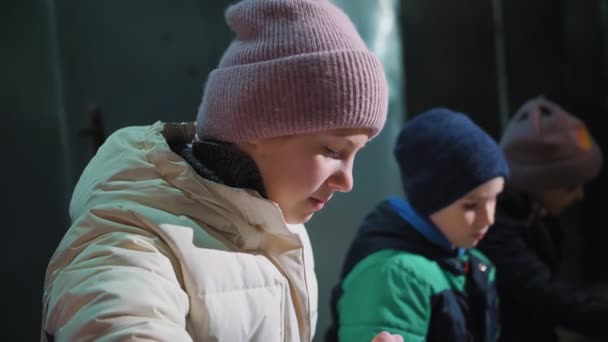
xmin=387 ymin=196 xmax=465 ymax=256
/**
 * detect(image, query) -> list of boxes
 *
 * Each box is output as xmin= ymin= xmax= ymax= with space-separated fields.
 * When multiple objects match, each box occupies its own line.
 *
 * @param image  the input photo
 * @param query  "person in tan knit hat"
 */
xmin=478 ymin=96 xmax=608 ymax=342
xmin=41 ymin=1 xmax=389 ymax=341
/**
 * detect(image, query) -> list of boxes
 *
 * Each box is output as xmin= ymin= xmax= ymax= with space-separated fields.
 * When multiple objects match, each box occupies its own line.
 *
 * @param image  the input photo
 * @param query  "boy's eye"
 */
xmin=463 ymin=203 xmax=477 ymax=210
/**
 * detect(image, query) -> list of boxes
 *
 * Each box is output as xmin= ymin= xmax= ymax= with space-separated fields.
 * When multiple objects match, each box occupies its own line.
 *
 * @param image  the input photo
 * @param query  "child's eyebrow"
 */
xmin=327 ymin=135 xmax=367 ymax=150
xmin=465 ymin=192 xmax=500 ymax=201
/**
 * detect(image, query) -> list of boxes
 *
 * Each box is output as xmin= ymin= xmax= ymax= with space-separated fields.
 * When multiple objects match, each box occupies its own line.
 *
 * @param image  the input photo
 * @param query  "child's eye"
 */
xmin=324 ymin=146 xmax=341 ymax=158
xmin=463 ymin=203 xmax=477 ymax=211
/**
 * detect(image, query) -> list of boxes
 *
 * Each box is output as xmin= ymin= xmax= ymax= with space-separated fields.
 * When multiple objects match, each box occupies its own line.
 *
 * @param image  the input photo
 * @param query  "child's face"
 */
xmin=533 ymin=185 xmax=584 ymax=216
xmin=240 ymin=128 xmax=370 ymax=224
xmin=429 ymin=177 xmax=505 ymax=249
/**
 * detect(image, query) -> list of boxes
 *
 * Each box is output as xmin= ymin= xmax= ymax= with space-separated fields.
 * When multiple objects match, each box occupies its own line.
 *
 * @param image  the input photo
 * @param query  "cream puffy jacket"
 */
xmin=42 ymin=122 xmax=318 ymax=341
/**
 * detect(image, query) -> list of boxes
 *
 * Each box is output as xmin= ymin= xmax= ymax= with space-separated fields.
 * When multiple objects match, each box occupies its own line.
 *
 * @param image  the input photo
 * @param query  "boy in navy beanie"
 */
xmin=327 ymin=108 xmax=509 ymax=342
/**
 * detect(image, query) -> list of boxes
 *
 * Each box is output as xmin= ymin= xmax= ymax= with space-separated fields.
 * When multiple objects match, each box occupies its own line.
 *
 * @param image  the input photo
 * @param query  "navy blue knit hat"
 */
xmin=395 ymin=108 xmax=510 ymax=216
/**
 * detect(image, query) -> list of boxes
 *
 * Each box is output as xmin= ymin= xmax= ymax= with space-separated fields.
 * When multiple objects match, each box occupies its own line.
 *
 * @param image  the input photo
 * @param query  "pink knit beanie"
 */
xmin=196 ymin=0 xmax=388 ymax=142
xmin=500 ymin=96 xmax=603 ymax=192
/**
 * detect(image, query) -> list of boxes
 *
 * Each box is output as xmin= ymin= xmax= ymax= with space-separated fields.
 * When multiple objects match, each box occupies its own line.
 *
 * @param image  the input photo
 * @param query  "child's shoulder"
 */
xmin=344 ymin=249 xmax=445 ymax=289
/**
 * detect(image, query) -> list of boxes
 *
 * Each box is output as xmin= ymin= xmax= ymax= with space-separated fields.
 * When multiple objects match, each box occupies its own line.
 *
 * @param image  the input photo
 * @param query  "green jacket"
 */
xmin=327 ymin=198 xmax=500 ymax=342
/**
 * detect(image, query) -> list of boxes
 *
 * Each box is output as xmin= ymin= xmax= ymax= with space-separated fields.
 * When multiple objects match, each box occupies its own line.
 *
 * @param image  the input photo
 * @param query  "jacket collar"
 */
xmin=340 ymin=199 xmax=468 ymax=279
xmin=150 ymin=121 xmax=302 ymax=253
xmin=388 ymin=197 xmax=465 ymax=256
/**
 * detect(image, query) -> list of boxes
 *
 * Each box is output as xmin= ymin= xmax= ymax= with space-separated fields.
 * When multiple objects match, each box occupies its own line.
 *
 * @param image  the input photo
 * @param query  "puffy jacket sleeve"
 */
xmin=42 ymin=210 xmax=192 ymax=342
xmin=479 ymin=212 xmax=608 ymax=339
xmin=336 ymin=252 xmax=431 ymax=342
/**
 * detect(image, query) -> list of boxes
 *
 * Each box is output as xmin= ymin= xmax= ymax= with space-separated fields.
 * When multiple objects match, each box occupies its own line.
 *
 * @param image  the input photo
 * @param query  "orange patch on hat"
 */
xmin=576 ymin=126 xmax=593 ymax=150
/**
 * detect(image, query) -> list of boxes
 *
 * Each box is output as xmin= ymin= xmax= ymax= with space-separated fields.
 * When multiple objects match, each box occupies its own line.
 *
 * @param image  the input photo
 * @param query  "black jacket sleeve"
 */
xmin=479 ymin=208 xmax=608 ymax=339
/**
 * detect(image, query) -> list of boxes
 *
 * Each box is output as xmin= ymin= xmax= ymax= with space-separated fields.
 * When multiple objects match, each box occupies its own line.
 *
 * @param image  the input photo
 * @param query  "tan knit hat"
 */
xmin=500 ymin=96 xmax=603 ymax=191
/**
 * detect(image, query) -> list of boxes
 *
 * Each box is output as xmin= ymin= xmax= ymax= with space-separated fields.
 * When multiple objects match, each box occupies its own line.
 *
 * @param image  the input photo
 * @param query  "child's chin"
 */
xmin=456 ymin=240 xmax=477 ymax=249
xmin=467 ymin=240 xmax=480 ymax=249
xmin=285 ymin=212 xmax=314 ymax=225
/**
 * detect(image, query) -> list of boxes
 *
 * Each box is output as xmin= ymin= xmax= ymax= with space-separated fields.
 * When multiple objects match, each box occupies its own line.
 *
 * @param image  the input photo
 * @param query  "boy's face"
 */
xmin=534 ymin=185 xmax=584 ymax=216
xmin=430 ymin=177 xmax=505 ymax=249
xmin=240 ymin=128 xmax=370 ymax=224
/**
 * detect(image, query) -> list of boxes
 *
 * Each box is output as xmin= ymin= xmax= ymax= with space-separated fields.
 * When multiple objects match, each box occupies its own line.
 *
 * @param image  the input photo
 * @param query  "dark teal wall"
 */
xmin=1 ymin=1 xmax=606 ymax=340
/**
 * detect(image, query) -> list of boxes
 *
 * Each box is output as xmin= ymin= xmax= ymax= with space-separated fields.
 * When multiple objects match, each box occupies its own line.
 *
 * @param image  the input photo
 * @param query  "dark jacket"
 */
xmin=326 ymin=198 xmax=500 ymax=342
xmin=477 ymin=190 xmax=608 ymax=342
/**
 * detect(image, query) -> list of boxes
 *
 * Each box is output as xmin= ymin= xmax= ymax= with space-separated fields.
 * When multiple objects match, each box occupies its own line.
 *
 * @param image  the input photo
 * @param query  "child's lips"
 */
xmin=309 ymin=198 xmax=325 ymax=210
xmin=309 ymin=195 xmax=332 ymax=210
xmin=473 ymin=230 xmax=488 ymax=240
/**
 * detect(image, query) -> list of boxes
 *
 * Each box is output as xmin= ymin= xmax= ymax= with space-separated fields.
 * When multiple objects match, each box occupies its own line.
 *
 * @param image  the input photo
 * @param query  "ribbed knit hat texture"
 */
xmin=395 ymin=108 xmax=510 ymax=216
xmin=196 ymin=0 xmax=388 ymax=142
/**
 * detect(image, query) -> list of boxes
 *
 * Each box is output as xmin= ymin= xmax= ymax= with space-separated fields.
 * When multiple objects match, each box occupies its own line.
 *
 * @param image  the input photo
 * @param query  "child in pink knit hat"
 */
xmin=41 ymin=1 xmax=388 ymax=341
xmin=477 ymin=96 xmax=608 ymax=342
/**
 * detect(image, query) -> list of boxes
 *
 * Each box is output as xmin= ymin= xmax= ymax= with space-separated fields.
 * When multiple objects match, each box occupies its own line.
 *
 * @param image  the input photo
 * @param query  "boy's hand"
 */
xmin=372 ymin=331 xmax=404 ymax=342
